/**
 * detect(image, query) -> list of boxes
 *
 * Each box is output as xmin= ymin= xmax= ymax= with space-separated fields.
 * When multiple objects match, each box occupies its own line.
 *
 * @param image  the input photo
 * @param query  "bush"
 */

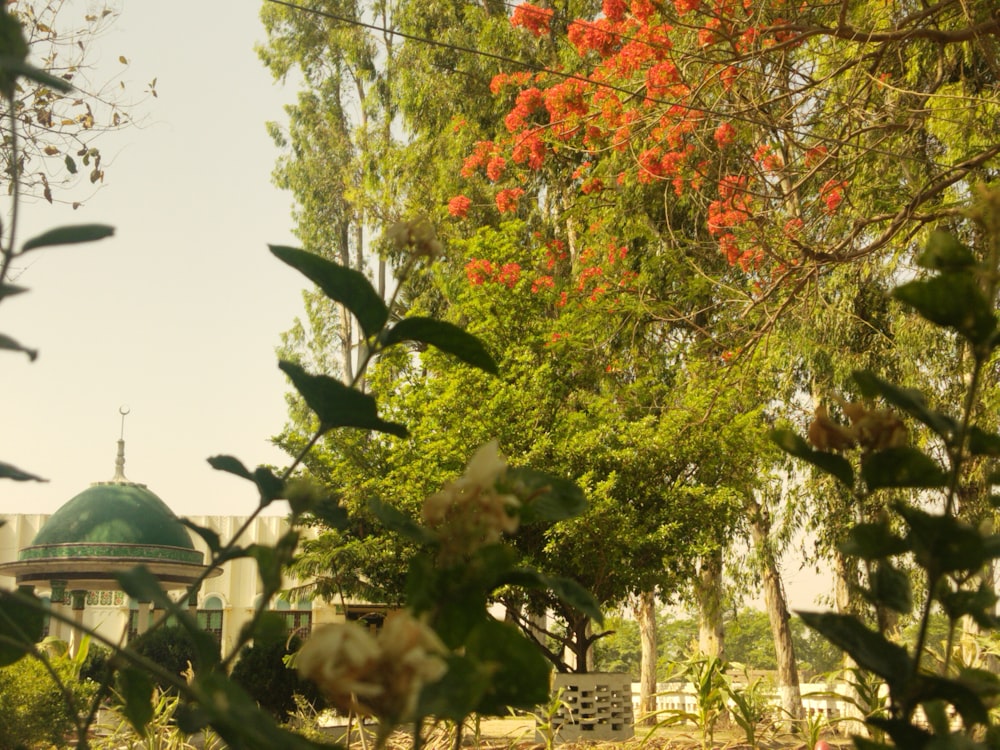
xmin=231 ymin=635 xmax=323 ymax=719
xmin=0 ymin=654 xmax=78 ymax=749
xmin=130 ymin=625 xmax=218 ymax=691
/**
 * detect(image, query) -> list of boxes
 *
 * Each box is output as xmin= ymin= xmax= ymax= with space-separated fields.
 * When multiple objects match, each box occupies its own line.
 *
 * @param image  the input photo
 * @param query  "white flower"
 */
xmin=385 ymin=218 xmax=442 ymax=258
xmin=296 ymin=623 xmax=383 ymax=713
xmin=296 ymin=611 xmax=448 ymax=722
xmin=422 ymin=440 xmax=520 ymax=560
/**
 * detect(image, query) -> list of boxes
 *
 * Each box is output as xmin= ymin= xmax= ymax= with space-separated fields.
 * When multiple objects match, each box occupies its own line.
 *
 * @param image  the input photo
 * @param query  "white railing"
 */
xmin=630 ymin=681 xmax=861 ymax=723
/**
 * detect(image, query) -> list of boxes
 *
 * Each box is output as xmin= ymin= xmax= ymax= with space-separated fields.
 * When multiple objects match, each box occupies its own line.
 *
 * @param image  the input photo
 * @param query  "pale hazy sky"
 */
xmin=1 ymin=1 xmax=307 ymax=517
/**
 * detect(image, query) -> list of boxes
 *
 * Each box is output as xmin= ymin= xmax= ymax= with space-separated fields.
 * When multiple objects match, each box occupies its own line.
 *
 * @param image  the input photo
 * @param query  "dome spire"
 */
xmin=112 ymin=405 xmax=130 ymax=482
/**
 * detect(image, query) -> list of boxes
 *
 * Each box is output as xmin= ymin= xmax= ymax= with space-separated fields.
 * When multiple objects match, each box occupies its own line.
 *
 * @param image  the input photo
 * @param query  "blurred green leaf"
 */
xmin=939 ymin=583 xmax=999 ymax=630
xmin=368 ymin=497 xmax=435 ymax=544
xmin=253 ymin=466 xmax=285 ymax=506
xmin=417 ymin=653 xmax=491 ymax=723
xmin=382 ymin=317 xmax=498 ymax=375
xmin=0 ymin=461 xmax=45 ymax=481
xmin=64 ymin=154 xmax=77 ymax=174
xmin=897 ymin=504 xmax=987 ymax=573
xmin=0 ymin=588 xmax=45 ymax=666
xmin=279 ymin=360 xmax=407 ymax=438
xmin=0 ymin=283 xmax=27 ymax=299
xmin=841 ymin=522 xmax=910 ymax=559
xmin=798 ymin=611 xmax=912 ymax=688
xmin=238 ymin=611 xmax=287 ymax=646
xmin=911 ymin=673 xmax=990 ymax=729
xmin=852 ymin=370 xmax=956 ymax=440
xmin=2 ymin=59 xmax=72 ymax=93
xmin=863 ymin=561 xmax=912 ymax=615
xmin=190 ymin=671 xmax=331 ymax=749
xmin=968 ymin=426 xmax=1000 ymax=456
xmin=21 ymin=223 xmax=114 ymax=252
xmin=769 ymin=429 xmax=854 ymax=487
xmin=466 ymin=618 xmax=551 ymax=713
xmin=546 ymin=575 xmax=604 ymax=625
xmin=179 ymin=518 xmax=222 ymax=553
xmin=916 ymin=230 xmax=976 ymax=270
xmin=0 ymin=333 xmax=37 ymax=361
xmin=118 ymin=667 xmax=154 ymax=735
xmin=116 ymin=566 xmax=173 ymax=609
xmin=893 ymin=274 xmax=996 ymax=345
xmin=862 ymin=447 xmax=947 ymax=490
xmin=864 ymin=718 xmax=931 ymax=749
xmin=207 ymin=454 xmax=253 ymax=480
xmin=506 ymin=467 xmax=587 ymax=523
xmin=270 ymin=245 xmax=388 ymax=339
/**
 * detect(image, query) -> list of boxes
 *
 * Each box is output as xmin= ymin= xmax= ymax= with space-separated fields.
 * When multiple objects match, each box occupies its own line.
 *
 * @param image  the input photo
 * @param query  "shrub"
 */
xmin=231 ymin=635 xmax=324 ymax=719
xmin=0 ymin=655 xmax=77 ymax=749
xmin=130 ymin=625 xmax=218 ymax=691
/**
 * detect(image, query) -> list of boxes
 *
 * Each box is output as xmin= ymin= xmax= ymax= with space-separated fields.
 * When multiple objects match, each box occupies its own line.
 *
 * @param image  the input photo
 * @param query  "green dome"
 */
xmin=28 ymin=482 xmax=195 ymax=551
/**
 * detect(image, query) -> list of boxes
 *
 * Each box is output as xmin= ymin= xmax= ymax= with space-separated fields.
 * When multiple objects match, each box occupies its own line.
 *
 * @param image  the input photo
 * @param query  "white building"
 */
xmin=0 ymin=439 xmax=377 ymax=657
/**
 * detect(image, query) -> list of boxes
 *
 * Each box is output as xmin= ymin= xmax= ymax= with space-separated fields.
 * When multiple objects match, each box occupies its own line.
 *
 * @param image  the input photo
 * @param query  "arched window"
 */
xmin=197 ymin=595 xmax=225 ymax=644
xmin=126 ymin=599 xmax=155 ymax=642
xmin=275 ymin=597 xmax=312 ymax=638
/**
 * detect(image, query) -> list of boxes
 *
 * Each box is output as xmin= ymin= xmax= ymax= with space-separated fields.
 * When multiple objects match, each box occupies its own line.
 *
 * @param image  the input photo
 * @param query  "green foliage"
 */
xmin=774 ymin=195 xmax=1000 ymax=748
xmin=0 ymin=647 xmax=89 ymax=749
xmin=231 ymin=636 xmax=323 ymax=720
xmin=129 ymin=625 xmax=216 ymax=693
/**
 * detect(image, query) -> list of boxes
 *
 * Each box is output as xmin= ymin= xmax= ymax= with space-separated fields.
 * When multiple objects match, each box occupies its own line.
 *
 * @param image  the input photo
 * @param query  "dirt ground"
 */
xmin=318 ymin=717 xmax=853 ymax=749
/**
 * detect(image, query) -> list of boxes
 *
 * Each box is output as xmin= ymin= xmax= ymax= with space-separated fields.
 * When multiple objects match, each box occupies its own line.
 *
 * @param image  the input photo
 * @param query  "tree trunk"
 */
xmin=748 ymin=496 xmax=802 ymax=726
xmin=637 ymin=590 xmax=658 ymax=726
xmin=695 ymin=548 xmax=725 ymax=661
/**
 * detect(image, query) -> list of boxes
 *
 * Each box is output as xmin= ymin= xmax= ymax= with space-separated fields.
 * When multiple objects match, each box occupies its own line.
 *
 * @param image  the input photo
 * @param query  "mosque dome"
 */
xmin=30 ymin=482 xmax=196 ymax=549
xmin=0 ymin=432 xmax=215 ymax=590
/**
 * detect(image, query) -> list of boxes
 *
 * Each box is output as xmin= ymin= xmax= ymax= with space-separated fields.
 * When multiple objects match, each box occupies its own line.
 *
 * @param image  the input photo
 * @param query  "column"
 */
xmin=49 ymin=580 xmax=67 ymax=642
xmin=69 ymin=590 xmax=86 ymax=657
xmin=137 ymin=600 xmax=152 ymax=636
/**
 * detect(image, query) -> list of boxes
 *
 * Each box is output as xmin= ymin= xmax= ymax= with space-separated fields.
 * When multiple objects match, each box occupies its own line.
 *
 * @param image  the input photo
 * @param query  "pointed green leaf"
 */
xmin=504 ymin=467 xmax=587 ymax=523
xmin=893 ymin=274 xmax=996 ymax=345
xmin=0 ymin=333 xmax=37 ymax=360
xmin=253 ymin=466 xmax=285 ymax=506
xmin=382 ymin=317 xmax=498 ymax=375
xmin=798 ymin=611 xmax=912 ymax=688
xmin=64 ymin=154 xmax=77 ymax=174
xmin=279 ymin=360 xmax=408 ymax=438
xmin=270 ymin=245 xmax=388 ymax=339
xmin=916 ymin=230 xmax=976 ymax=270
xmin=21 ymin=223 xmax=114 ymax=252
xmin=768 ymin=429 xmax=854 ymax=487
xmin=118 ymin=667 xmax=154 ymax=735
xmin=968 ymin=426 xmax=1000 ymax=457
xmin=852 ymin=370 xmax=956 ymax=440
xmin=0 ymin=283 xmax=27 ymax=300
xmin=841 ymin=522 xmax=910 ymax=559
xmin=207 ymin=454 xmax=253 ymax=480
xmin=0 ymin=461 xmax=46 ymax=481
xmin=862 ymin=447 xmax=947 ymax=490
xmin=0 ymin=588 xmax=45 ymax=666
